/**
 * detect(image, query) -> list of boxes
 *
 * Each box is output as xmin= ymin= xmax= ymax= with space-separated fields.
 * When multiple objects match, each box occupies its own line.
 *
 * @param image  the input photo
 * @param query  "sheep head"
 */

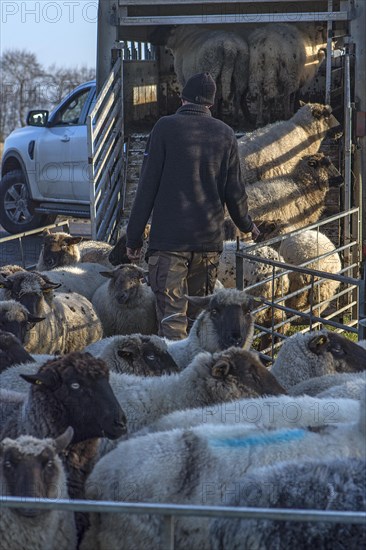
xmin=38 ymin=230 xmax=82 ymax=269
xmin=0 ymin=300 xmax=44 ymax=344
xmin=19 ymin=352 xmax=127 ymax=443
xmin=308 ymin=332 xmax=366 ymax=373
xmin=0 ymin=271 xmax=61 ymax=316
xmin=100 ymin=264 xmax=146 ymax=304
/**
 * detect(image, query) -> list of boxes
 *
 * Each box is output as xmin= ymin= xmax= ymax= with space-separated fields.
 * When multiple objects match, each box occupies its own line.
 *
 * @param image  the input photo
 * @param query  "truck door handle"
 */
xmin=61 ymin=135 xmax=70 ymax=142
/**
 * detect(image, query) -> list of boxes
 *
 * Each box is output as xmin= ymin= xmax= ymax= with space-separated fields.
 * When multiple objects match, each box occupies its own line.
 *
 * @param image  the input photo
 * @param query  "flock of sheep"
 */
xmin=159 ymin=22 xmax=329 ymax=124
xmin=0 ymin=21 xmax=364 ymax=550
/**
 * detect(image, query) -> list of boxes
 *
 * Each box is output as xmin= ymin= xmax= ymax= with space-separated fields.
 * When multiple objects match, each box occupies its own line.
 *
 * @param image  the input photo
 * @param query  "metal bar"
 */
xmin=94 ymin=58 xmax=122 ymax=116
xmin=1 ymin=497 xmax=365 ymax=524
xmin=343 ymin=52 xmax=353 ymax=260
xmin=162 ymin=515 xmax=174 ymax=550
xmin=325 ymin=0 xmax=334 ymax=105
xmin=241 ymin=209 xmax=359 ymax=252
xmin=18 ymin=237 xmax=25 ymax=268
xmin=116 ymin=13 xmax=351 ymax=25
xmin=359 ymin=266 xmax=366 ymax=340
xmin=235 ymin=237 xmax=244 ymax=290
xmin=87 ymin=113 xmax=97 ymax=240
xmin=119 ymin=0 xmax=330 ymax=4
xmin=0 ymin=220 xmax=70 ymax=243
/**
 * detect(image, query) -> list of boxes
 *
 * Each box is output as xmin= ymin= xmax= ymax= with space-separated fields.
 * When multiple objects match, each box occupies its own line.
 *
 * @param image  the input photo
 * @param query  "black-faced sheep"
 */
xmin=106 ymin=347 xmax=285 ymax=436
xmin=81 ymin=391 xmax=366 ymax=550
xmin=91 ymin=264 xmax=158 ymax=337
xmin=0 ymin=330 xmax=34 ymax=373
xmin=164 ymin=25 xmax=249 ymax=120
xmin=165 ymin=289 xmax=256 ymax=369
xmin=278 ymin=230 xmax=342 ymax=315
xmin=0 ymin=428 xmax=77 ymax=550
xmin=247 ymin=153 xmax=343 ymax=240
xmin=248 ymin=23 xmax=328 ymax=124
xmin=0 ymin=300 xmax=44 ymax=345
xmin=0 ymin=271 xmax=103 ymax=354
xmin=36 ymin=230 xmax=113 ymax=270
xmin=237 ymin=102 xmax=340 ymax=184
xmin=271 ymin=330 xmax=366 ymax=390
xmin=85 ymin=333 xmax=180 ymax=376
xmin=0 ymin=351 xmax=127 ymax=520
xmin=209 ymin=457 xmax=366 ymax=549
xmin=217 ymin=242 xmax=289 ymax=344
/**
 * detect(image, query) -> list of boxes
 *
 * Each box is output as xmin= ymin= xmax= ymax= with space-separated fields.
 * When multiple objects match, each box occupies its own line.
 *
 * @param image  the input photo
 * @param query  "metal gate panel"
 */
xmin=87 ymin=55 xmax=124 ymax=242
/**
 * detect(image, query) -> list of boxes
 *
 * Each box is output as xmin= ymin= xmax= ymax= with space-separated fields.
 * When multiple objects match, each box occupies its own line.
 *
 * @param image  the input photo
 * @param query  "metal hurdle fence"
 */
xmin=234 ymin=208 xmax=365 ymax=358
xmin=1 ymin=497 xmax=365 ymax=550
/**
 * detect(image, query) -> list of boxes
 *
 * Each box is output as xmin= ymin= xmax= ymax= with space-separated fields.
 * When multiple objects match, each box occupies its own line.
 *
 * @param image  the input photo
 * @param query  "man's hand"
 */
xmin=251 ymin=223 xmax=261 ymax=241
xmin=126 ymin=247 xmax=142 ymax=262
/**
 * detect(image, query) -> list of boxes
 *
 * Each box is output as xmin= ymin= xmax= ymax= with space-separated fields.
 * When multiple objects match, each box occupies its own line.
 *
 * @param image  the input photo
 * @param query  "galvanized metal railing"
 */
xmin=235 ymin=208 xmax=364 ymax=356
xmin=1 ymin=497 xmax=365 ymax=550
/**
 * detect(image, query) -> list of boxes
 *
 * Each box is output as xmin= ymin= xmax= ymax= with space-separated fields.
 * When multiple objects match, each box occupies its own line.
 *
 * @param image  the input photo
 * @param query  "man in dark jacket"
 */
xmin=126 ymin=72 xmax=259 ymax=340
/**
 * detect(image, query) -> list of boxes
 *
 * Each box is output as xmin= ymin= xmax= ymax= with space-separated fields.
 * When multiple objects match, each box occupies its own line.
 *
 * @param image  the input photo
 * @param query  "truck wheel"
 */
xmin=0 ymin=170 xmax=56 ymax=234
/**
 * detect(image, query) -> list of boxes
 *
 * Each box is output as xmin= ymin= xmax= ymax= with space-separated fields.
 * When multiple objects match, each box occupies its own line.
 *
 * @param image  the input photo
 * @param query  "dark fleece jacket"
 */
xmin=126 ymin=104 xmax=253 ymax=252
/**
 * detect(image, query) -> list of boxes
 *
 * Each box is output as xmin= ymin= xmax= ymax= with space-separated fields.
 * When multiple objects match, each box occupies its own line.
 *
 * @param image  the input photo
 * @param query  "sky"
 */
xmin=1 ymin=0 xmax=98 ymax=69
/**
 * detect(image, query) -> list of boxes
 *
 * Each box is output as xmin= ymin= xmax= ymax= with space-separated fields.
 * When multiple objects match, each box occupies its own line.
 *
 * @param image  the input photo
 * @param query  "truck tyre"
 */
xmin=0 ymin=170 xmax=56 ymax=234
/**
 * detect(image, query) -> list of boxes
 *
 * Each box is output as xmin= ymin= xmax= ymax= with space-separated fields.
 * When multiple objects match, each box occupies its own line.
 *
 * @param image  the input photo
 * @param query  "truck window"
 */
xmin=52 ymin=88 xmax=91 ymax=126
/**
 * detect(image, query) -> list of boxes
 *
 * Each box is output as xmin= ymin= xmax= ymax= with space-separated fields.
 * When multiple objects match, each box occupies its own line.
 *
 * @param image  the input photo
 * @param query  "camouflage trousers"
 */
xmin=147 ymin=250 xmax=220 ymax=340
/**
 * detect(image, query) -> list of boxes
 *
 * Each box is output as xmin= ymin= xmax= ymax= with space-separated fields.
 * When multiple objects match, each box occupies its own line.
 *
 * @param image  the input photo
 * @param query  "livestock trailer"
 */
xmin=91 ymin=0 xmax=365 ymax=249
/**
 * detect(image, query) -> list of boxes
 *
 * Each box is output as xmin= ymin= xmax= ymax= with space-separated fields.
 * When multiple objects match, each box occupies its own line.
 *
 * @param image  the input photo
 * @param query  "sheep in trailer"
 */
xmin=81 ymin=390 xmax=366 ymax=550
xmin=248 ymin=23 xmax=328 ymax=125
xmin=271 ymin=330 xmax=366 ymax=390
xmin=0 ymin=330 xmax=34 ymax=373
xmin=36 ymin=230 xmax=113 ymax=270
xmin=247 ymin=153 xmax=343 ymax=240
xmin=278 ymin=230 xmax=342 ymax=314
xmin=290 ymin=371 xmax=366 ymax=397
xmin=209 ymin=457 xmax=366 ymax=549
xmin=165 ymin=289 xmax=256 ymax=369
xmin=84 ymin=333 xmax=180 ymax=376
xmin=0 ymin=428 xmax=77 ymax=550
xmin=140 ymin=394 xmax=360 ymax=436
xmin=0 ymin=271 xmax=102 ymax=354
xmin=237 ymin=102 xmax=340 ymax=184
xmin=105 ymin=347 xmax=285 ymax=437
xmin=91 ymin=264 xmax=158 ymax=337
xmin=164 ymin=25 xmax=249 ymax=119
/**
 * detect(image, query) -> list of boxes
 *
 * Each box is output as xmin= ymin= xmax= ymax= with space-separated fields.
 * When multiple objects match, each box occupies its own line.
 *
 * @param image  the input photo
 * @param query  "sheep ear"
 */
xmin=299 ymin=100 xmax=306 ymax=107
xmin=20 ymin=369 xmax=60 ymax=389
xmin=185 ymin=295 xmax=212 ymax=310
xmin=0 ymin=276 xmax=12 ymax=289
xmin=212 ymin=360 xmax=231 ymax=379
xmin=117 ymin=344 xmax=137 ymax=358
xmin=42 ymin=229 xmax=51 ymax=236
xmin=28 ymin=314 xmax=46 ymax=324
xmin=54 ymin=427 xmax=74 ymax=452
xmin=309 ymin=334 xmax=329 ymax=355
xmin=65 ymin=236 xmax=83 ymax=246
xmin=42 ymin=281 xmax=62 ymax=292
xmin=99 ymin=271 xmax=115 ymax=279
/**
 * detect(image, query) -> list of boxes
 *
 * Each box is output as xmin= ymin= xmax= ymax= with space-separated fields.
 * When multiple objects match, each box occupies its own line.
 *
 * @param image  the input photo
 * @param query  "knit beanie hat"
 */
xmin=181 ymin=72 xmax=216 ymax=105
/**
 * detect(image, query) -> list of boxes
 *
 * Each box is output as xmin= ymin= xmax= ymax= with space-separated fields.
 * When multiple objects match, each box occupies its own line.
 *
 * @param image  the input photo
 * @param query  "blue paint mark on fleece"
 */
xmin=209 ymin=429 xmax=306 ymax=449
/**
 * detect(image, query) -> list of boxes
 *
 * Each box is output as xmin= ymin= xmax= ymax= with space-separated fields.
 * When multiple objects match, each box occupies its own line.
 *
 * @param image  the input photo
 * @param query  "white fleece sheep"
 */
xmin=165 ymin=289 xmax=256 ymax=369
xmin=248 ymin=23 xmax=327 ymax=124
xmin=247 ymin=153 xmax=343 ymax=239
xmin=139 ymin=394 xmax=360 ymax=436
xmin=279 ymin=230 xmax=342 ymax=315
xmin=105 ymin=346 xmax=284 ymax=438
xmin=290 ymin=371 xmax=366 ymax=398
xmin=237 ymin=102 xmax=340 ymax=184
xmin=84 ymin=334 xmax=179 ymax=376
xmin=0 ymin=428 xmax=77 ymax=550
xmin=317 ymin=378 xmax=366 ymax=400
xmin=38 ymin=263 xmax=107 ymax=301
xmin=91 ymin=264 xmax=158 ymax=337
xmin=81 ymin=390 xmax=366 ymax=550
xmin=36 ymin=230 xmax=113 ymax=270
xmin=271 ymin=330 xmax=366 ymax=390
xmin=166 ymin=25 xmax=249 ymax=119
xmin=209 ymin=457 xmax=366 ymax=549
xmin=0 ymin=271 xmax=102 ymax=354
